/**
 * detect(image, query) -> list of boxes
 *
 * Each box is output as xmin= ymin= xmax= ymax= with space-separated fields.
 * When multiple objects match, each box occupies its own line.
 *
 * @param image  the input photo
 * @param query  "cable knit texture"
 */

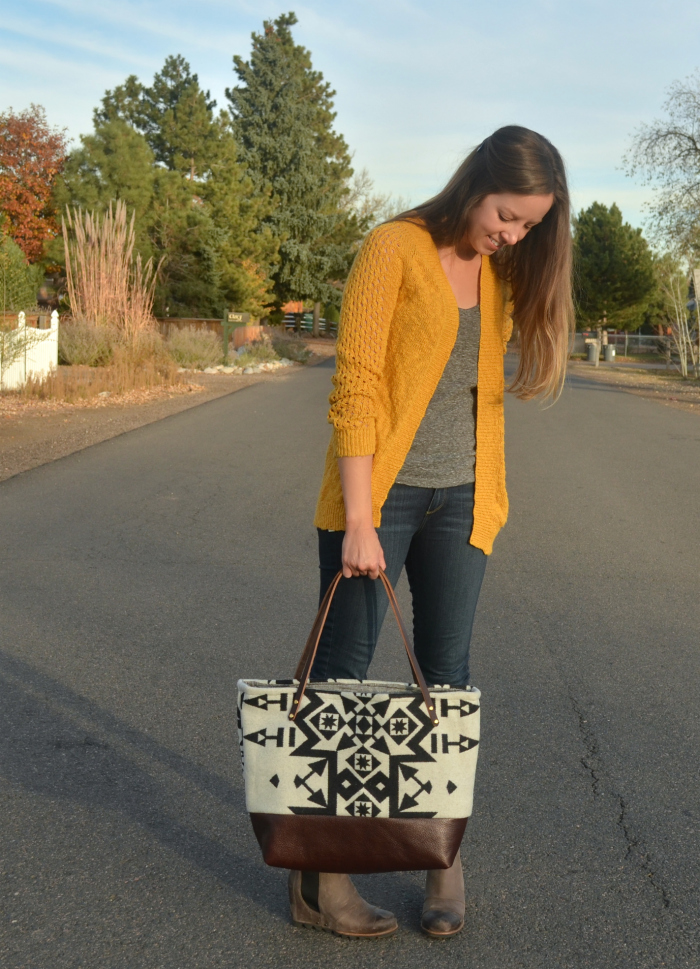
xmin=314 ymin=220 xmax=512 ymax=554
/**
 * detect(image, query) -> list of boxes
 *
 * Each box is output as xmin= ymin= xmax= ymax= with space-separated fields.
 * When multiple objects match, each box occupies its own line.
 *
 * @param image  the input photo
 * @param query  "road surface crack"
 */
xmin=567 ymin=689 xmax=671 ymax=910
xmin=617 ymin=797 xmax=671 ymax=909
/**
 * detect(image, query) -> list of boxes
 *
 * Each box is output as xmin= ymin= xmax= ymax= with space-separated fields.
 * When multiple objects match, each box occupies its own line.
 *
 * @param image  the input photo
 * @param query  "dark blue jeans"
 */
xmin=312 ymin=482 xmax=487 ymax=688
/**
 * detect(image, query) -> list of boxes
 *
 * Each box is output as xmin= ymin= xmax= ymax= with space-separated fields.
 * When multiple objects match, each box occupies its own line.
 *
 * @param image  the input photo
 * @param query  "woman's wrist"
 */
xmin=345 ymin=516 xmax=374 ymax=530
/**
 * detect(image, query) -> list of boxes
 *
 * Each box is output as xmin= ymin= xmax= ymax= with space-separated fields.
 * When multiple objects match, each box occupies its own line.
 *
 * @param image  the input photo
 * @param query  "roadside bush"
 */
xmin=166 ymin=326 xmax=222 ymax=369
xmin=58 ymin=320 xmax=116 ymax=366
xmin=270 ymin=334 xmax=311 ymax=363
xmin=124 ymin=327 xmax=171 ymax=366
xmin=236 ymin=338 xmax=279 ymax=368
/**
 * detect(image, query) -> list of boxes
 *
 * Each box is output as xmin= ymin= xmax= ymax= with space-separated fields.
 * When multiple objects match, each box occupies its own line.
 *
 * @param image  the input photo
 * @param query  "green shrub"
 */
xmin=323 ymin=302 xmax=340 ymax=324
xmin=270 ymin=334 xmax=311 ymax=363
xmin=166 ymin=326 xmax=222 ymax=368
xmin=236 ymin=340 xmax=279 ymax=367
xmin=0 ymin=235 xmax=41 ymax=313
xmin=59 ymin=320 xmax=116 ymax=366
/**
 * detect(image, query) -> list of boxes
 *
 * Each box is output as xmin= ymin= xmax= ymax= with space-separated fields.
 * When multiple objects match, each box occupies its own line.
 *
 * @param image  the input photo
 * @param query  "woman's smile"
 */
xmin=465 ymin=192 xmax=555 ymax=256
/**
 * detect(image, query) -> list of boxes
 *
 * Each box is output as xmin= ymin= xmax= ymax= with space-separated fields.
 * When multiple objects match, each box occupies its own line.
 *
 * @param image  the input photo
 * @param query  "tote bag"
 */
xmin=237 ymin=570 xmax=480 ymax=873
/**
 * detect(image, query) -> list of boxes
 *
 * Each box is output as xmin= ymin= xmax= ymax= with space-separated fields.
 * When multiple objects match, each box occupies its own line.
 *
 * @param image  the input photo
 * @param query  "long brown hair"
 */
xmin=394 ymin=125 xmax=573 ymax=400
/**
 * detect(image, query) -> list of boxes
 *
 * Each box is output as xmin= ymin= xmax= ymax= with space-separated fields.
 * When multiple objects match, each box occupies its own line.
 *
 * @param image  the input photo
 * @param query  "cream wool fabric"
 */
xmin=238 ymin=679 xmax=481 ymax=820
xmin=313 ymin=219 xmax=512 ymax=554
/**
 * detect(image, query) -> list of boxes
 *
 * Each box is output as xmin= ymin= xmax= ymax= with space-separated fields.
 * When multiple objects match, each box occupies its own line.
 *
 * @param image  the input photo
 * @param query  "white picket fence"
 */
xmin=0 ymin=310 xmax=59 ymax=390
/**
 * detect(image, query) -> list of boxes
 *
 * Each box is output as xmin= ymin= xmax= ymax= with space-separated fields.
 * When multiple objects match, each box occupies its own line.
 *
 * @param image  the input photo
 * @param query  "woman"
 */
xmin=288 ymin=125 xmax=574 ymax=938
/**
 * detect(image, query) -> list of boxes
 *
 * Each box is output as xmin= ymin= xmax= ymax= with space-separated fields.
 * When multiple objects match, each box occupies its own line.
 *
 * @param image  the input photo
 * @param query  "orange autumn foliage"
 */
xmin=0 ymin=105 xmax=68 ymax=263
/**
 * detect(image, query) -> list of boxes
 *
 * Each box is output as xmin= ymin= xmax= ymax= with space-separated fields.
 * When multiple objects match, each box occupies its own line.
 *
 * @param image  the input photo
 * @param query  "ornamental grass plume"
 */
xmin=62 ymin=200 xmax=162 ymax=346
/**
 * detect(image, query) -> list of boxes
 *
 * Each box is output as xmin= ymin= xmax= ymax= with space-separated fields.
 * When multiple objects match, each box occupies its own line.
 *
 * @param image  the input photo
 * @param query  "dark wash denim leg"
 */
xmin=312 ymin=482 xmax=487 ymax=688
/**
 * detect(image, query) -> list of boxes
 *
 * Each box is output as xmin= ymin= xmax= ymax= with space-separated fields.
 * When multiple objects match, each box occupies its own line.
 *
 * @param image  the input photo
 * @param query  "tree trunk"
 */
xmin=312 ymin=301 xmax=321 ymax=339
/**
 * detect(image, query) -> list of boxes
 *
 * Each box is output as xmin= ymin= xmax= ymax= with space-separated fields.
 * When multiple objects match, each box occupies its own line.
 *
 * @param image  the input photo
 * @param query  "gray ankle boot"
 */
xmin=421 ymin=850 xmax=465 ymax=937
xmin=288 ymin=870 xmax=398 ymax=937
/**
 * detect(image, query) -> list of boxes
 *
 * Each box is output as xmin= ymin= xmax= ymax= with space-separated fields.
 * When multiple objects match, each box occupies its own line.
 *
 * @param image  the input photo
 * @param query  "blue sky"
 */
xmin=3 ymin=0 xmax=700 ymax=228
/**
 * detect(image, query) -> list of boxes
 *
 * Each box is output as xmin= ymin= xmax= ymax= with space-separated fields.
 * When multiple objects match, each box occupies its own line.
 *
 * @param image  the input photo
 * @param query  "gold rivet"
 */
xmin=294 ymin=699 xmax=299 ymax=704
xmin=429 ymin=705 xmax=434 ymax=710
xmin=433 ymin=719 xmax=439 ymax=725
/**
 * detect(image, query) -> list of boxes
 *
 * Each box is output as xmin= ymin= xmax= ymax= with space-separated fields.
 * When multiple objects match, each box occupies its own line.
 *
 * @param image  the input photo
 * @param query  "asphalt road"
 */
xmin=1 ymin=358 xmax=698 ymax=968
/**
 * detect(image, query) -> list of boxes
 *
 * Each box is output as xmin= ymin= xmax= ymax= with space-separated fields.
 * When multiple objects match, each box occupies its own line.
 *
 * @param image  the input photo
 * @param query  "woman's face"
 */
xmin=464 ymin=192 xmax=554 ymax=255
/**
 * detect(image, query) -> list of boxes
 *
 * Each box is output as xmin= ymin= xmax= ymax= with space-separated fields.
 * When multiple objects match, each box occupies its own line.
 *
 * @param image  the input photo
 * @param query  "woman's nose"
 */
xmin=502 ymin=228 xmax=519 ymax=246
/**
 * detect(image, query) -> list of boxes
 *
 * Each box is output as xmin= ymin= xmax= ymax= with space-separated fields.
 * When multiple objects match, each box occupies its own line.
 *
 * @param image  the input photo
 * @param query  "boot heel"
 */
xmin=421 ymin=851 xmax=465 ymax=937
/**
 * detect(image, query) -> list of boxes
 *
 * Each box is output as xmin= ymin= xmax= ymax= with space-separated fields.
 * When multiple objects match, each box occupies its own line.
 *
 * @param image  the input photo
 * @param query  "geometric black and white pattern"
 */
xmin=238 ymin=679 xmax=480 ymax=819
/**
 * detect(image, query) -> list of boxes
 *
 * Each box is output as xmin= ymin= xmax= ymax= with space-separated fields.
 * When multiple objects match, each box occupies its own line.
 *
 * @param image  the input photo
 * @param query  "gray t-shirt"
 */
xmin=395 ymin=304 xmax=480 ymax=488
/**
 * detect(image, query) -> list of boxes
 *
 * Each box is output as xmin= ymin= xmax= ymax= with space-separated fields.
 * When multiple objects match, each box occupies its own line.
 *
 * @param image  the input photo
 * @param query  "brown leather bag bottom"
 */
xmin=250 ymin=814 xmax=467 ymax=873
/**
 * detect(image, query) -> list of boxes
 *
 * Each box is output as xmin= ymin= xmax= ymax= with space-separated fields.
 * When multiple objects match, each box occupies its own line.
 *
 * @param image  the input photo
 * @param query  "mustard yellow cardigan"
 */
xmin=313 ymin=220 xmax=512 ymax=554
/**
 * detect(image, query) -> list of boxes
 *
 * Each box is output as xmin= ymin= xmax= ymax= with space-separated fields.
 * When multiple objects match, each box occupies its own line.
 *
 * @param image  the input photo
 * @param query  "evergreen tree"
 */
xmin=573 ymin=202 xmax=656 ymax=330
xmin=202 ymin=128 xmax=277 ymax=313
xmin=97 ymin=55 xmax=220 ymax=182
xmin=227 ymin=12 xmax=362 ymax=309
xmin=56 ymin=57 xmax=276 ymax=316
xmin=0 ymin=233 xmax=40 ymax=312
xmin=53 ymin=119 xmax=155 ymax=258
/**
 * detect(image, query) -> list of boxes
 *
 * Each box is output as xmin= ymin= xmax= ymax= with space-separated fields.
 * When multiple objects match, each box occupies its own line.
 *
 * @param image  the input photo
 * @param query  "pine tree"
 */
xmin=202 ymin=127 xmax=277 ymax=314
xmin=98 ymin=56 xmax=220 ymax=182
xmin=227 ymin=12 xmax=362 ymax=310
xmin=573 ymin=202 xmax=656 ymax=331
xmin=53 ymin=119 xmax=156 ymax=259
xmin=57 ymin=57 xmax=276 ymax=316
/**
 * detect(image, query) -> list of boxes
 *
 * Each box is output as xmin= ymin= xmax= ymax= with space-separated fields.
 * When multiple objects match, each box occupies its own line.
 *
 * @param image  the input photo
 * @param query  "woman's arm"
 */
xmin=328 ymin=225 xmax=403 ymax=459
xmin=338 ymin=456 xmax=386 ymax=580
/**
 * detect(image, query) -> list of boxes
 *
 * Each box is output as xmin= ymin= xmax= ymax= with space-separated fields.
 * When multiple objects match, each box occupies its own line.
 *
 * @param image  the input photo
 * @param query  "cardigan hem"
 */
xmin=313 ymin=501 xmax=503 ymax=555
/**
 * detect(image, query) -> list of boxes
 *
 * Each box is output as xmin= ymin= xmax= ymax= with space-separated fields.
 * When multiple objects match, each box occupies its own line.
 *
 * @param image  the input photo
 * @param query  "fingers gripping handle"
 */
xmin=289 ymin=570 xmax=439 ymax=726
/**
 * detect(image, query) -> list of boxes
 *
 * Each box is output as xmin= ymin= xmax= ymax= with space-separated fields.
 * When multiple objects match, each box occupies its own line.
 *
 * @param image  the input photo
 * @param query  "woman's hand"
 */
xmin=341 ymin=523 xmax=386 ymax=580
xmin=337 ymin=454 xmax=385 ymax=579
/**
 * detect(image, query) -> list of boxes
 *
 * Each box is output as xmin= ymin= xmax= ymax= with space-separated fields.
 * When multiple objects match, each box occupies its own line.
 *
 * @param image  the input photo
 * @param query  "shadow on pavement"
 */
xmin=0 ymin=649 xmax=283 ymax=917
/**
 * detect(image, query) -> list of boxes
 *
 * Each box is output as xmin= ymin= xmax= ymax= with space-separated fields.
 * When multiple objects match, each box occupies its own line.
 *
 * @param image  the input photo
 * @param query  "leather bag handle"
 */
xmin=289 ymin=570 xmax=439 ymax=726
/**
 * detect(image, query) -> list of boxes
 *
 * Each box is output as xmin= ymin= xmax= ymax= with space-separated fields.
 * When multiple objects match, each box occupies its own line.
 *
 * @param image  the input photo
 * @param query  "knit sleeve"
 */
xmin=328 ymin=224 xmax=404 ymax=456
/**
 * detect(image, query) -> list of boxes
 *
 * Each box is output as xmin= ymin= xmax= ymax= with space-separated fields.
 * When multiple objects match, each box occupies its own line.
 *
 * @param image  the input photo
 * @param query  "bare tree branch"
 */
xmin=625 ymin=70 xmax=700 ymax=256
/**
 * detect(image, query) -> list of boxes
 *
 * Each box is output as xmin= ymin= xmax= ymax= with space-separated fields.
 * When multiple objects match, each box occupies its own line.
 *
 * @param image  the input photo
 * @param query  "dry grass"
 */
xmin=20 ymin=351 xmax=185 ymax=404
xmin=0 ymin=382 xmax=203 ymax=415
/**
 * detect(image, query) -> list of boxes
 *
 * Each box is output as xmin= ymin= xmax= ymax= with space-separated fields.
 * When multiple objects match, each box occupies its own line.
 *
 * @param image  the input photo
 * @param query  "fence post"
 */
xmin=18 ymin=312 xmax=27 ymax=386
xmin=51 ymin=310 xmax=59 ymax=376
